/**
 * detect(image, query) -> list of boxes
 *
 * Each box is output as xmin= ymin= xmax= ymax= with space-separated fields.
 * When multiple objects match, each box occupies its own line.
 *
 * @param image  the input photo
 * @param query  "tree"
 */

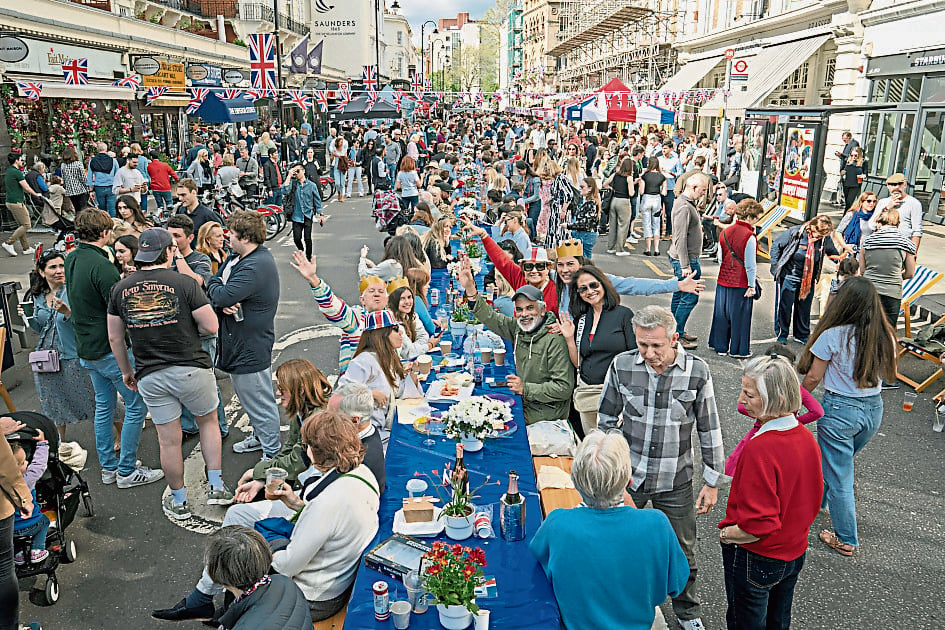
xmin=447 ymin=45 xmax=482 ymax=92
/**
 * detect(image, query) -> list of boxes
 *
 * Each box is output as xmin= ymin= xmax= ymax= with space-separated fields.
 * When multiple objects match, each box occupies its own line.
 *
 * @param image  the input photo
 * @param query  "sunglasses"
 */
xmin=521 ymin=262 xmax=548 ymax=272
xmin=863 ymin=199 xmax=877 ymax=204
xmin=577 ymin=281 xmax=601 ymax=295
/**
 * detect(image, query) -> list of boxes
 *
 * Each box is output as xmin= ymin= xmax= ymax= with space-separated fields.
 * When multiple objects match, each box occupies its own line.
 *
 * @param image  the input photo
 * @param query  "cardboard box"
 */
xmin=402 ymin=497 xmax=435 ymax=523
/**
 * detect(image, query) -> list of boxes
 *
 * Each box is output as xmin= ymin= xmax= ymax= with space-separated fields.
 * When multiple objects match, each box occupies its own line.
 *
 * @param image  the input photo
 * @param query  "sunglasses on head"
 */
xmin=521 ymin=262 xmax=547 ymax=272
xmin=577 ymin=281 xmax=601 ymax=295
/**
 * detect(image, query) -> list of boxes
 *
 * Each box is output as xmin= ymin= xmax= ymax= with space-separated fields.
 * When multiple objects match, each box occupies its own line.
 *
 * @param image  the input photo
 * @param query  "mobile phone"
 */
xmin=489 ymin=380 xmax=508 ymax=388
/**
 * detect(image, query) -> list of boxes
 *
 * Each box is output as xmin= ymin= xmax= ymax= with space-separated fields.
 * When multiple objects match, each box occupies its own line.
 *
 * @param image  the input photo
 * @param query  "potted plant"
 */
xmin=416 ymin=468 xmax=498 ymax=540
xmin=464 ymin=239 xmax=484 ymax=269
xmin=443 ymin=396 xmax=512 ymax=452
xmin=422 ymin=542 xmax=486 ymax=629
xmin=449 ymin=303 xmax=470 ymax=341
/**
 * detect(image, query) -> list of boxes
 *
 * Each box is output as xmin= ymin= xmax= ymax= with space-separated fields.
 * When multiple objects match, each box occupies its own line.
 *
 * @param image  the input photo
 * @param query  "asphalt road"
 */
xmin=6 ymin=196 xmax=945 ymax=629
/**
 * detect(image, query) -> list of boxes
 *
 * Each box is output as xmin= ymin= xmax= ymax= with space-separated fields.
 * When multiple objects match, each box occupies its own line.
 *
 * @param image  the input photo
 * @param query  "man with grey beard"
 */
xmin=456 ymin=259 xmax=574 ymax=424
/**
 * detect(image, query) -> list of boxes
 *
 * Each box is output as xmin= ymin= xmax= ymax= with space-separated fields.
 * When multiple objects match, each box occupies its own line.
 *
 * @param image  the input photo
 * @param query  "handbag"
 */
xmin=571 ymin=315 xmax=604 ymax=413
xmin=722 ymin=230 xmax=762 ymax=300
xmin=30 ymin=302 xmax=61 ymax=373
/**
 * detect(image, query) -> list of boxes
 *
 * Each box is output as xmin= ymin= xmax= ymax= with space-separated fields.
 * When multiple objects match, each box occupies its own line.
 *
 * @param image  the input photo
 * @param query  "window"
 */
xmin=896 ymin=113 xmax=915 ymax=173
xmin=875 ymin=113 xmax=896 ymax=175
xmin=824 ymin=58 xmax=836 ymax=91
xmin=904 ymin=77 xmax=921 ymax=102
xmin=863 ymin=112 xmax=881 ymax=172
xmin=783 ymin=62 xmax=808 ymax=91
xmin=868 ymin=79 xmax=886 ymax=103
xmin=397 ymin=32 xmax=403 ymax=45
xmin=887 ymin=77 xmax=904 ymax=102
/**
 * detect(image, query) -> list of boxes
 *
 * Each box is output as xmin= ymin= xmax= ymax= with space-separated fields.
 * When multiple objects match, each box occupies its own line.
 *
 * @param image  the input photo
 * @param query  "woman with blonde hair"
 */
xmin=186 ymin=148 xmax=214 ymax=193
xmin=564 ymin=157 xmax=583 ymax=189
xmin=197 ymin=221 xmax=227 ymax=274
xmin=838 ymin=190 xmax=878 ymax=247
xmin=536 ymin=157 xmax=574 ymax=247
xmin=421 ymin=216 xmax=454 ymax=269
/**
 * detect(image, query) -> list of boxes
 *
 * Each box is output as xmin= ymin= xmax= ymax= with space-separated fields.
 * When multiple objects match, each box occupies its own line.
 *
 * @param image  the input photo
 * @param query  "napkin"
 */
xmin=537 ymin=466 xmax=575 ymax=490
xmin=396 ymin=398 xmax=431 ymax=424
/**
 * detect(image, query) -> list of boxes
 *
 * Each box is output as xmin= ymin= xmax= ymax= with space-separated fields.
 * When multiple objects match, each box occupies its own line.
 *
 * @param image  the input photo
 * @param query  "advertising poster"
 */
xmin=780 ymin=125 xmax=815 ymax=215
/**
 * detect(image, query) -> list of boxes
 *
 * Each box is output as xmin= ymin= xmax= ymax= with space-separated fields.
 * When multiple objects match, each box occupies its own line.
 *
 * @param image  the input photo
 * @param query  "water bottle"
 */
xmin=430 ymin=288 xmax=440 ymax=307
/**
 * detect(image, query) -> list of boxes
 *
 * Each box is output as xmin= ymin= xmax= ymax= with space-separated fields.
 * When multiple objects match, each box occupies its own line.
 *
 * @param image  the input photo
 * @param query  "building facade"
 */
xmin=500 ymin=0 xmax=524 ymax=93
xmin=518 ymin=0 xmax=562 ymax=98
xmin=383 ymin=8 xmax=418 ymax=81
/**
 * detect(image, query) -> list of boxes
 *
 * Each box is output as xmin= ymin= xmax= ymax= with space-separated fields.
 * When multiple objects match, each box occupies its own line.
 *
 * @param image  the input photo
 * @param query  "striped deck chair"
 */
xmin=896 ymin=265 xmax=945 ymax=392
xmin=755 ymin=204 xmax=792 ymax=261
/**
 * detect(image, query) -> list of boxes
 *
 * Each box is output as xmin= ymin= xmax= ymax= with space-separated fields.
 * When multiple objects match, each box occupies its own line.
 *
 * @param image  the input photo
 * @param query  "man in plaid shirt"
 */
xmin=598 ymin=305 xmax=726 ymax=630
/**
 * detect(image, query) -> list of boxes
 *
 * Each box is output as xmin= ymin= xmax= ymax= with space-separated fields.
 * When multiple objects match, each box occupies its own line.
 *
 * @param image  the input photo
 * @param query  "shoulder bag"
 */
xmin=29 ymin=302 xmax=61 ymax=373
xmin=572 ymin=314 xmax=604 ymax=413
xmin=722 ymin=229 xmax=762 ymax=300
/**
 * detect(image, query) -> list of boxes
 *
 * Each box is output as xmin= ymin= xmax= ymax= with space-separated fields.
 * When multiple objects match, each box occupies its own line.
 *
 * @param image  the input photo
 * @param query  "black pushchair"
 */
xmin=7 ymin=411 xmax=93 ymax=605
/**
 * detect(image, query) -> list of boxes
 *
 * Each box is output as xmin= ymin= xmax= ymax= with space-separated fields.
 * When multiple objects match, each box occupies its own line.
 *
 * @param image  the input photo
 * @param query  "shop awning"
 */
xmin=147 ymin=95 xmax=191 ymax=108
xmin=699 ymin=34 xmax=831 ymax=118
xmin=194 ymin=93 xmax=258 ymax=123
xmin=660 ymin=57 xmax=723 ymax=94
xmin=16 ymin=82 xmax=134 ymax=101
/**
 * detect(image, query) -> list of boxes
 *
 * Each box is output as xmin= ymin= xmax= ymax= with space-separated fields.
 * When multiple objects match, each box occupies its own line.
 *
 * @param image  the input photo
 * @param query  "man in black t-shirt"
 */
xmin=107 ymin=227 xmax=232 ymax=520
xmin=175 ymin=178 xmax=224 ymax=244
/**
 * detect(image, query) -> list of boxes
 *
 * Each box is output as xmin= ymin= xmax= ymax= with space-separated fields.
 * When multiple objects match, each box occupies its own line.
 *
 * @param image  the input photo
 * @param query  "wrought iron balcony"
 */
xmin=237 ymin=3 xmax=308 ymax=35
xmin=69 ymin=0 xmax=112 ymax=10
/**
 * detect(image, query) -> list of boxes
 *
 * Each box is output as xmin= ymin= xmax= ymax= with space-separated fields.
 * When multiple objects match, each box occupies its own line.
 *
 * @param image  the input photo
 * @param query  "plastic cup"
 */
xmin=265 ymin=467 xmax=288 ymax=494
xmin=474 ymin=609 xmax=490 ymax=630
xmin=440 ymin=340 xmax=452 ymax=356
xmin=480 ymin=347 xmax=493 ymax=364
xmin=417 ymin=355 xmax=432 ymax=376
xmin=406 ymin=478 xmax=428 ymax=497
xmin=903 ymin=391 xmax=917 ymax=412
xmin=405 ymin=585 xmax=428 ymax=614
xmin=493 ymin=348 xmax=506 ymax=366
xmin=391 ymin=601 xmax=412 ymax=629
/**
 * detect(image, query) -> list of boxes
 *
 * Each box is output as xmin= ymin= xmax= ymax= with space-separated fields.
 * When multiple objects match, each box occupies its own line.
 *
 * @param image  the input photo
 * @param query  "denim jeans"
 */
xmin=153 ymin=190 xmax=173 ymax=212
xmin=662 ymin=190 xmax=676 ymax=235
xmin=15 ymin=514 xmax=49 ymax=551
xmin=722 ymin=543 xmax=805 ymax=630
xmin=79 ymin=351 xmax=147 ymax=476
xmin=229 ymin=368 xmax=282 ymax=457
xmin=346 ymin=166 xmax=365 ymax=196
xmin=94 ymin=186 xmax=117 ymax=217
xmin=140 ymin=192 xmax=148 ymax=213
xmin=0 ymin=515 xmax=17 ymax=629
xmin=669 ymin=257 xmax=702 ymax=336
xmin=181 ymin=336 xmax=228 ymax=436
xmin=818 ymin=391 xmax=883 ymax=547
xmin=628 ymin=481 xmax=700 ymax=621
xmin=572 ymin=230 xmax=598 ymax=259
xmin=332 ymin=167 xmax=345 ymax=193
xmin=265 ymin=188 xmax=283 ymax=207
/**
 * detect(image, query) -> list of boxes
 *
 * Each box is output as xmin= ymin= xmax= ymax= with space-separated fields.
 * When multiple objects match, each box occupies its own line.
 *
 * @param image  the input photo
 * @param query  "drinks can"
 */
xmin=373 ymin=580 xmax=390 ymax=620
xmin=474 ymin=364 xmax=484 ymax=385
xmin=430 ymin=288 xmax=440 ymax=306
xmin=233 ymin=304 xmax=244 ymax=322
xmin=474 ymin=511 xmax=492 ymax=538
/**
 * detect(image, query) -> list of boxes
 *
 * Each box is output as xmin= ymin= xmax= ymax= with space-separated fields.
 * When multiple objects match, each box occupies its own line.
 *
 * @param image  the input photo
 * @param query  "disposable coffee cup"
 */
xmin=265 ymin=467 xmax=288 ymax=494
xmin=440 ymin=340 xmax=452 ymax=356
xmin=474 ymin=609 xmax=490 ymax=630
xmin=19 ymin=301 xmax=34 ymax=319
xmin=493 ymin=348 xmax=506 ymax=366
xmin=417 ymin=355 xmax=433 ymax=376
xmin=391 ymin=601 xmax=412 ymax=629
xmin=480 ymin=347 xmax=493 ymax=364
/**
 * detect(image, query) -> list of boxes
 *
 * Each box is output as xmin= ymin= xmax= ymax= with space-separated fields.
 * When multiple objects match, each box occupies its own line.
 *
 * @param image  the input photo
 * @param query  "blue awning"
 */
xmin=194 ymin=93 xmax=258 ymax=123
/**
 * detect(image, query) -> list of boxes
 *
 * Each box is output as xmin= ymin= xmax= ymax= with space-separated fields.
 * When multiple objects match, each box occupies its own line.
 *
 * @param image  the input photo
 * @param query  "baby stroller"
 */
xmin=7 ymin=411 xmax=93 ymax=606
xmin=37 ymin=197 xmax=76 ymax=252
xmin=372 ymin=189 xmax=410 ymax=237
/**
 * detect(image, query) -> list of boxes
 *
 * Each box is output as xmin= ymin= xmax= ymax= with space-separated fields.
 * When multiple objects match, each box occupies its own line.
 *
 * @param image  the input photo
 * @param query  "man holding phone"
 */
xmin=112 ymin=154 xmax=147 ymax=203
xmin=870 ymin=173 xmax=923 ymax=252
xmin=283 ymin=163 xmax=324 ymax=261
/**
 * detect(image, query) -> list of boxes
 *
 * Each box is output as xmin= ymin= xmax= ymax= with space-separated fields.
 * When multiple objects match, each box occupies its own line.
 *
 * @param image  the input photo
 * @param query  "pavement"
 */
xmin=2 ymin=196 xmax=945 ymax=629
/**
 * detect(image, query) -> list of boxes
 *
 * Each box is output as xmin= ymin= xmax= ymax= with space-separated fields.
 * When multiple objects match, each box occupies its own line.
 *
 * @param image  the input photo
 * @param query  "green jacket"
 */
xmin=251 ymin=407 xmax=324 ymax=482
xmin=65 ymin=242 xmax=121 ymax=361
xmin=471 ymin=298 xmax=575 ymax=424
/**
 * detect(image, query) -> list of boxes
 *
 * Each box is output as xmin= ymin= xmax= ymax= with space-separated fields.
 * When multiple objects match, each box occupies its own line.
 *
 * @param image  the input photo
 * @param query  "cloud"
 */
xmin=395 ymin=0 xmax=496 ymax=44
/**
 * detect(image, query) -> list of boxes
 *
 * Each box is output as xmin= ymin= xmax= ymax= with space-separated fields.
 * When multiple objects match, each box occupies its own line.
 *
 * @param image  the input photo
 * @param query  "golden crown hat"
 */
xmin=555 ymin=239 xmax=584 ymax=259
xmin=386 ymin=277 xmax=410 ymax=294
xmin=359 ymin=275 xmax=388 ymax=294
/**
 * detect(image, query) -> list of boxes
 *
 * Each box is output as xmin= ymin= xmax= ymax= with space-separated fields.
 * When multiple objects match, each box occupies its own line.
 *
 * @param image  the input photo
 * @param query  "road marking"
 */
xmin=643 ymin=260 xmax=672 ymax=277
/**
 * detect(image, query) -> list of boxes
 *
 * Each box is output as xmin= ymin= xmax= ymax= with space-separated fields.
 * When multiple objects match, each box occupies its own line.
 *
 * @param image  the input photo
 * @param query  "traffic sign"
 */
xmin=724 ymin=48 xmax=735 ymax=60
xmin=734 ymin=59 xmax=748 ymax=73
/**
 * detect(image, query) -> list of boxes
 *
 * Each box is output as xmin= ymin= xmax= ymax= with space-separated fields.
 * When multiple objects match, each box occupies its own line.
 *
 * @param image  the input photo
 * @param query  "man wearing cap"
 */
xmin=290 ymin=252 xmax=390 ymax=373
xmin=107 ymin=227 xmax=231 ymax=520
xmin=456 ymin=259 xmax=573 ymax=424
xmin=867 ymin=173 xmax=923 ymax=251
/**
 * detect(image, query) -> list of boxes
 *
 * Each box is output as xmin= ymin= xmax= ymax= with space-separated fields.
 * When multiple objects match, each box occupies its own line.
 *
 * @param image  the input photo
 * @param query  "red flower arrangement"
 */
xmin=422 ymin=541 xmax=487 ymax=613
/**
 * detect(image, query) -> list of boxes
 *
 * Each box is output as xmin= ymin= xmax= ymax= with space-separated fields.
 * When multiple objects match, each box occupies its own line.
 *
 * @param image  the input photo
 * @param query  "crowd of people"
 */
xmin=0 ymin=108 xmax=927 ymax=630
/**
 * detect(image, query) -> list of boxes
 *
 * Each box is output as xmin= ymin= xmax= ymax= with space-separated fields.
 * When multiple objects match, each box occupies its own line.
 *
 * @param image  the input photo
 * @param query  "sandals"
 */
xmin=819 ymin=530 xmax=855 ymax=557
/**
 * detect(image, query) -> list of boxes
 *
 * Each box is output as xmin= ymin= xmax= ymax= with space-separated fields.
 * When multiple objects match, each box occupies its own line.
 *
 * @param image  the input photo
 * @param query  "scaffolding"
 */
xmin=549 ymin=0 xmax=682 ymax=92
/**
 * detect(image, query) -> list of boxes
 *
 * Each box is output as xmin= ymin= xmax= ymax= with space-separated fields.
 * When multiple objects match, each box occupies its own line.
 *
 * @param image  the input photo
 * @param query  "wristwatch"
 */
xmin=720 ymin=527 xmax=730 ymax=543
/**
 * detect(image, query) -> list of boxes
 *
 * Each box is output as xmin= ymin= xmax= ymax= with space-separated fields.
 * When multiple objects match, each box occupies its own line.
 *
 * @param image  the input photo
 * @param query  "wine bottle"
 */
xmin=504 ymin=470 xmax=522 ymax=504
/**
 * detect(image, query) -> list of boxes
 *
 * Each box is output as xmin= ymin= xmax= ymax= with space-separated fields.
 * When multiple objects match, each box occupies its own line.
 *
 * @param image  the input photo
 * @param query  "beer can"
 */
xmin=430 ymin=288 xmax=440 ymax=306
xmin=474 ymin=364 xmax=484 ymax=385
xmin=233 ymin=304 xmax=244 ymax=322
xmin=373 ymin=580 xmax=390 ymax=621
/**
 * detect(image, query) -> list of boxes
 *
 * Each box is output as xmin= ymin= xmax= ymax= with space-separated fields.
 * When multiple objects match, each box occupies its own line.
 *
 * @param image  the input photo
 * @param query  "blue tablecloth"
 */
xmin=343 ymin=340 xmax=561 ymax=629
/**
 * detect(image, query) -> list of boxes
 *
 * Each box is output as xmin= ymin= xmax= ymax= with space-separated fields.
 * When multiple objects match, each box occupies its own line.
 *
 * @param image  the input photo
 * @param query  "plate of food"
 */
xmin=426 ymin=377 xmax=474 ymax=402
xmin=412 ymin=414 xmax=447 ymax=436
xmin=489 ymin=419 xmax=518 ymax=438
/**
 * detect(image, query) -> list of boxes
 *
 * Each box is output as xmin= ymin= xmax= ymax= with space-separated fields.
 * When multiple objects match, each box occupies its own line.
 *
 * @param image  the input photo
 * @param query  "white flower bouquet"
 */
xmin=443 ymin=396 xmax=513 ymax=441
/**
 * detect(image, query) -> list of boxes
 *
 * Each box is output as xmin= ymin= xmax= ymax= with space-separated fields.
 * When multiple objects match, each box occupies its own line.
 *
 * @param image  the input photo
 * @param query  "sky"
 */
xmin=395 ymin=0 xmax=495 ymax=45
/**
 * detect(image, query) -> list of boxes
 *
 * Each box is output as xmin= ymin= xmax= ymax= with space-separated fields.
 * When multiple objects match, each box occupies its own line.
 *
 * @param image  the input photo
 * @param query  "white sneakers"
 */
xmin=22 ymin=246 xmax=35 ymax=255
xmin=679 ymin=618 xmax=706 ymax=630
xmin=2 ymin=243 xmax=17 ymax=256
xmin=116 ymin=465 xmax=165 ymax=488
xmin=232 ymin=434 xmax=262 ymax=453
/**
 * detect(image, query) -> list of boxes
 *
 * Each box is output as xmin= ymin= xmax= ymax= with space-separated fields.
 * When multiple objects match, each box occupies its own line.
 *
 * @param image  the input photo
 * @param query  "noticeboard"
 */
xmin=142 ymin=62 xmax=186 ymax=89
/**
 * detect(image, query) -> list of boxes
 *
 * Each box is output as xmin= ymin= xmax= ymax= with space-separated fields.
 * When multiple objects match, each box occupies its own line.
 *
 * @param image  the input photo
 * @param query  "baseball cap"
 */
xmin=886 ymin=173 xmax=906 ymax=184
xmin=435 ymin=182 xmax=454 ymax=194
xmin=512 ymin=285 xmax=543 ymax=302
xmin=135 ymin=227 xmax=174 ymax=263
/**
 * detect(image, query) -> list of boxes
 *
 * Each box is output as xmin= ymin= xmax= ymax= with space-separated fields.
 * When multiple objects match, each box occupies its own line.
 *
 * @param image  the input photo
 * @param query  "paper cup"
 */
xmin=480 ymin=348 xmax=493 ymax=364
xmin=440 ymin=340 xmax=452 ymax=356
xmin=493 ymin=348 xmax=506 ymax=366
xmin=391 ymin=601 xmax=412 ymax=629
xmin=418 ymin=355 xmax=432 ymax=375
xmin=406 ymin=478 xmax=428 ymax=497
xmin=265 ymin=467 xmax=288 ymax=494
xmin=474 ymin=609 xmax=490 ymax=630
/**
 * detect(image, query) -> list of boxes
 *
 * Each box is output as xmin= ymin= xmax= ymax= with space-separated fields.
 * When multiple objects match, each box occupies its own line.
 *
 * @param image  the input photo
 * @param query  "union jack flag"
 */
xmin=313 ymin=90 xmax=329 ymax=113
xmin=365 ymin=88 xmax=378 ymax=112
xmin=145 ymin=87 xmax=168 ymax=105
xmin=187 ymin=88 xmax=210 ymax=114
xmin=220 ymin=89 xmax=243 ymax=100
xmin=410 ymin=73 xmax=423 ymax=92
xmin=248 ymin=33 xmax=277 ymax=91
xmin=111 ymin=75 xmax=141 ymax=89
xmin=62 ymin=58 xmax=89 ymax=85
xmin=16 ymin=81 xmax=42 ymax=101
xmin=362 ymin=65 xmax=377 ymax=91
xmin=242 ymin=89 xmax=261 ymax=101
xmin=393 ymin=90 xmax=404 ymax=112
xmin=287 ymin=89 xmax=311 ymax=110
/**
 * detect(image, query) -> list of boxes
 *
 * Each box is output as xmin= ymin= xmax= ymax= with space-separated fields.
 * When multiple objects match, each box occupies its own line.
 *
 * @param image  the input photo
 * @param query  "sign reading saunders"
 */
xmin=311 ymin=1 xmax=371 ymax=77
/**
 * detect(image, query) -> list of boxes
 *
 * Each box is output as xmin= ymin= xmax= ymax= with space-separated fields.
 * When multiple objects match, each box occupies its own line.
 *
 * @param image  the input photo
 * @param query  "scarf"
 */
xmin=798 ymin=232 xmax=818 ymax=300
xmin=842 ymin=208 xmax=873 ymax=245
xmin=233 ymin=575 xmax=271 ymax=604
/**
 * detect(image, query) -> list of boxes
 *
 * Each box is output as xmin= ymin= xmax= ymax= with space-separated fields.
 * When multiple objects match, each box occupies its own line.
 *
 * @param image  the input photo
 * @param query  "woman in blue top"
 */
xmin=531 ymin=431 xmax=689 ymax=630
xmin=797 ymin=277 xmax=897 ymax=556
xmin=283 ymin=164 xmax=324 ymax=261
xmin=515 ymin=160 xmax=541 ymax=237
xmin=20 ymin=250 xmax=95 ymax=442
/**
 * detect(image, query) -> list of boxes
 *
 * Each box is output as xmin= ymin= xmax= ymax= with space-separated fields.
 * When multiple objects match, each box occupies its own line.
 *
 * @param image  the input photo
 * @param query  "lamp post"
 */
xmin=432 ymin=37 xmax=445 ymax=91
xmin=373 ymin=0 xmax=382 ymax=82
xmin=438 ymin=52 xmax=451 ymax=92
xmin=420 ymin=20 xmax=437 ymax=80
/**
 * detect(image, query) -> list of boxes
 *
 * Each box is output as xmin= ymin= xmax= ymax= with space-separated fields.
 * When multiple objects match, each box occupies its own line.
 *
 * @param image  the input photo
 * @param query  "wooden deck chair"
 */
xmin=900 ymin=266 xmax=943 ymax=338
xmin=754 ymin=204 xmax=792 ymax=261
xmin=0 ymin=329 xmax=15 ymax=413
xmin=895 ymin=266 xmax=945 ymax=392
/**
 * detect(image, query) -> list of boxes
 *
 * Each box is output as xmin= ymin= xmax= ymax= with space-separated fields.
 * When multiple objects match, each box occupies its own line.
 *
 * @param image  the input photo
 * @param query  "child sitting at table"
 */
xmin=12 ymin=431 xmax=50 ymax=565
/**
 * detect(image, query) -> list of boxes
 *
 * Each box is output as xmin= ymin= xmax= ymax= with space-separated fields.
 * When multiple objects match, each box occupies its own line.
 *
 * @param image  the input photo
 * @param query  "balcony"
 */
xmin=237 ymin=3 xmax=308 ymax=35
xmin=68 ymin=0 xmax=111 ymax=10
xmin=146 ymin=0 xmax=307 ymax=35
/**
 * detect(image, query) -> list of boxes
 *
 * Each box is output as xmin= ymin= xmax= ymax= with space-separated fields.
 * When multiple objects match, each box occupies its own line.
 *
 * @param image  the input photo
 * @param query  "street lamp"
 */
xmin=420 ymin=20 xmax=437 ymax=80
xmin=432 ymin=36 xmax=445 ymax=90
xmin=438 ymin=52 xmax=451 ymax=92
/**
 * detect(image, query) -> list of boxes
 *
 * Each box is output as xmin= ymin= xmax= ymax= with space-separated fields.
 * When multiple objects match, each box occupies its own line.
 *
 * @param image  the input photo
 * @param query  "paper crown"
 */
xmin=555 ymin=239 xmax=584 ymax=259
xmin=359 ymin=275 xmax=387 ymax=294
xmin=387 ymin=277 xmax=410 ymax=294
xmin=363 ymin=309 xmax=398 ymax=331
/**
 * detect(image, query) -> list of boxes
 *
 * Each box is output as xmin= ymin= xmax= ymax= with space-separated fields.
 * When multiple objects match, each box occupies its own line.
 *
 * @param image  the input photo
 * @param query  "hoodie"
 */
xmin=471 ymin=298 xmax=574 ymax=424
xmin=86 ymin=153 xmax=118 ymax=187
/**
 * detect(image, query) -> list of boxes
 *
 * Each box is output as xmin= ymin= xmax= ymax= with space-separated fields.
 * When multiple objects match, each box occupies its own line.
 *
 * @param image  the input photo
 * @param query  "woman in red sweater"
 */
xmin=718 ymin=355 xmax=823 ymax=630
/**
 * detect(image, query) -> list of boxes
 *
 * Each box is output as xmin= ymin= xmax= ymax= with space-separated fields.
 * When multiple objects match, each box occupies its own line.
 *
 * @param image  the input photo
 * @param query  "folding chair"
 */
xmin=895 ymin=266 xmax=945 ymax=392
xmin=0 ymin=329 xmax=15 ymax=412
xmin=754 ymin=204 xmax=792 ymax=261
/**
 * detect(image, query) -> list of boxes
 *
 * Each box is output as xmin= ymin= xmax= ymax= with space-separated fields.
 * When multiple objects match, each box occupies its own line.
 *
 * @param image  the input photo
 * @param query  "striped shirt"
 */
xmin=310 ymin=281 xmax=368 ymax=373
xmin=598 ymin=347 xmax=726 ymax=493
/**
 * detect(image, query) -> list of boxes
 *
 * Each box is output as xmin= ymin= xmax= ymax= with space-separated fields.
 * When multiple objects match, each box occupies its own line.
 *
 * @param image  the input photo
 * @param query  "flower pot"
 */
xmin=450 ymin=322 xmax=467 ymax=341
xmin=461 ymin=434 xmax=483 ymax=453
xmin=437 ymin=603 xmax=474 ymax=629
xmin=443 ymin=509 xmax=475 ymax=540
xmin=468 ymin=257 xmax=482 ymax=269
